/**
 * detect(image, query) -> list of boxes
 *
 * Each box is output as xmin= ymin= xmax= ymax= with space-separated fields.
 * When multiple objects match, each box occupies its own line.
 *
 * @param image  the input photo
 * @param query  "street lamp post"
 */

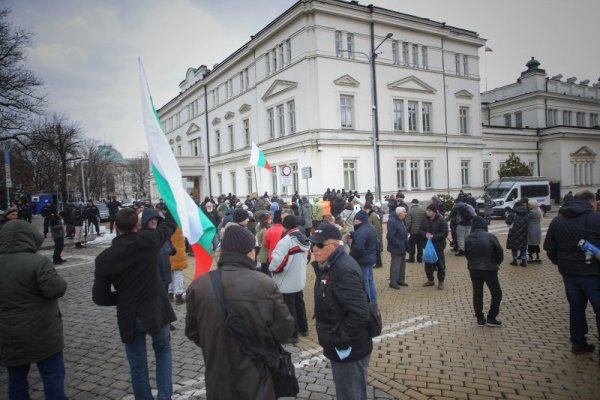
xmin=341 ymin=32 xmax=392 ymax=202
xmin=80 ymin=159 xmax=88 ymax=202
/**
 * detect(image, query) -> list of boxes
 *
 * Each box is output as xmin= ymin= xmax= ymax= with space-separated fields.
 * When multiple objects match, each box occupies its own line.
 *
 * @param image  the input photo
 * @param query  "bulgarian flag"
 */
xmin=139 ymin=60 xmax=216 ymax=279
xmin=249 ymin=142 xmax=271 ymax=171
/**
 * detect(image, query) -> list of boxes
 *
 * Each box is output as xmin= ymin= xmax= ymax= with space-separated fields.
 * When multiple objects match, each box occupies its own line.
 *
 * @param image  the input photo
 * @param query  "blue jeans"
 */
xmin=124 ymin=320 xmax=172 ymax=400
xmin=360 ymin=265 xmax=378 ymax=304
xmin=331 ymin=354 xmax=370 ymax=400
xmin=7 ymin=351 xmax=68 ymax=400
xmin=562 ymin=275 xmax=600 ymax=346
xmin=511 ymin=246 xmax=527 ymax=261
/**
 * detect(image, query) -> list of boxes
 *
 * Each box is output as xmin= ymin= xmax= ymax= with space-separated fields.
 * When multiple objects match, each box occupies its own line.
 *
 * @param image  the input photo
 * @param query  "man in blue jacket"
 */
xmin=348 ymin=210 xmax=378 ymax=304
xmin=93 ymin=207 xmax=177 ymax=399
xmin=544 ymin=190 xmax=600 ymax=355
xmin=310 ymin=223 xmax=372 ymax=400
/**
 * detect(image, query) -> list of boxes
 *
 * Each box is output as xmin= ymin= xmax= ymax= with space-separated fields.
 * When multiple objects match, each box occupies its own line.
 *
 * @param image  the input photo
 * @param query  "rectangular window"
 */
xmin=483 ymin=162 xmax=491 ymax=184
xmin=591 ymin=113 xmax=599 ymax=127
xmin=396 ymin=160 xmax=406 ymax=189
xmin=215 ymin=130 xmax=221 ymax=154
xmin=271 ymin=166 xmax=278 ymax=193
xmin=410 ymin=161 xmax=419 ymax=189
xmin=463 ymin=54 xmax=469 ymax=76
xmin=422 ymin=102 xmax=432 ymax=133
xmin=402 ymin=42 xmax=409 ymax=65
xmin=424 ymin=160 xmax=433 ymax=188
xmin=285 ymin=39 xmax=291 ymax=64
xmin=276 ymin=104 xmax=285 ymax=136
xmin=177 ymin=145 xmax=182 ymax=156
xmin=268 ymin=108 xmax=275 ymax=139
xmin=266 ymin=52 xmax=271 ymax=74
xmin=422 ymin=46 xmax=428 ymax=69
xmin=340 ymin=95 xmax=354 ymax=129
xmin=459 ymin=106 xmax=469 ymax=134
xmin=347 ymin=33 xmax=354 ymax=59
xmin=243 ymin=119 xmax=250 ymax=146
xmin=229 ymin=79 xmax=233 ymax=98
xmin=287 ymin=100 xmax=296 ymax=134
xmin=175 ymin=112 xmax=180 ymax=127
xmin=528 ymin=161 xmax=536 ymax=175
xmin=408 ymin=101 xmax=418 ymax=132
xmin=272 ymin=49 xmax=277 ymax=71
xmin=244 ymin=68 xmax=249 ymax=88
xmin=335 ymin=31 xmax=343 ymax=57
xmin=461 ymin=160 xmax=470 ymax=187
xmin=278 ymin=44 xmax=284 ymax=68
xmin=228 ymin=125 xmax=234 ymax=151
xmin=230 ymin=170 xmax=236 ymax=194
xmin=239 ymin=72 xmax=244 ymax=92
xmin=576 ymin=112 xmax=585 ymax=127
xmin=393 ymin=99 xmax=404 ymax=131
xmin=191 ymin=139 xmax=199 ymax=156
xmin=455 ymin=54 xmax=461 ymax=75
xmin=246 ymin=168 xmax=253 ymax=193
xmin=343 ymin=160 xmax=356 ymax=190
xmin=411 ymin=44 xmax=418 ymax=67
xmin=392 ymin=41 xmax=399 ymax=65
xmin=563 ymin=110 xmax=572 ymax=126
xmin=515 ymin=112 xmax=523 ymax=128
xmin=291 ymin=164 xmax=299 ymax=193
xmin=547 ymin=108 xmax=557 ymax=126
xmin=217 ymin=172 xmax=223 ymax=195
xmin=504 ymin=114 xmax=512 ymax=127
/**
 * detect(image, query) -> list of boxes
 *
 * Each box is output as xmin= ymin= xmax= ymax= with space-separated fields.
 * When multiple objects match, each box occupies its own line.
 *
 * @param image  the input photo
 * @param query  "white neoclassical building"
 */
xmin=156 ymin=0 xmax=599 ymax=203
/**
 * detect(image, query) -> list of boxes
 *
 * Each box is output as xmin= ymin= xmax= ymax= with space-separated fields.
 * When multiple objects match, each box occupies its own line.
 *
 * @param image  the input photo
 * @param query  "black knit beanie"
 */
xmin=221 ymin=224 xmax=255 ymax=255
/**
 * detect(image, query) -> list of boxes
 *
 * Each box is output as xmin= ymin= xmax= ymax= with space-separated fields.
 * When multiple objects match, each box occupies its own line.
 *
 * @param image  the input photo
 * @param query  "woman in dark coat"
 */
xmin=505 ymin=201 xmax=532 ymax=266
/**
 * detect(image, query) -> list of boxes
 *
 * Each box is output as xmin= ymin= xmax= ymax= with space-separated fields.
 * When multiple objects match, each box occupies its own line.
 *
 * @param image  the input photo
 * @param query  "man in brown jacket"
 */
xmin=185 ymin=224 xmax=294 ymax=399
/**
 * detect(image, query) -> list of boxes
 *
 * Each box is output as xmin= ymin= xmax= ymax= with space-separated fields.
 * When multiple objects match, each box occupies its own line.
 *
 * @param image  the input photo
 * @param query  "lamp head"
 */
xmin=385 ymin=33 xmax=393 ymax=39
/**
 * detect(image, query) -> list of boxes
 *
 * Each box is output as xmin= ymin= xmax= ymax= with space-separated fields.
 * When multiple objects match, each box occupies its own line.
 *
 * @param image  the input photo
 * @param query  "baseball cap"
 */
xmin=309 ymin=223 xmax=342 ymax=244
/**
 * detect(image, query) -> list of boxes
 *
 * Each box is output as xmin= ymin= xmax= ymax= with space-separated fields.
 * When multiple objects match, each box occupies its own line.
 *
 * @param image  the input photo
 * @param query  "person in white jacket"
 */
xmin=269 ymin=214 xmax=310 ymax=344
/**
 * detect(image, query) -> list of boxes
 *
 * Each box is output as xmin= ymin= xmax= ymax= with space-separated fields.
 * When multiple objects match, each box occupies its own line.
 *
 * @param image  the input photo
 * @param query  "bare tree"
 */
xmin=80 ymin=141 xmax=115 ymax=201
xmin=0 ymin=8 xmax=45 ymax=142
xmin=127 ymin=152 xmax=150 ymax=199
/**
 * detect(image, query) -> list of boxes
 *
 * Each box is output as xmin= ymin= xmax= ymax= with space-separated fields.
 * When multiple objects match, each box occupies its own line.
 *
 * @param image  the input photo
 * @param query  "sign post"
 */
xmin=302 ymin=166 xmax=311 ymax=198
xmin=281 ymin=164 xmax=293 ymax=189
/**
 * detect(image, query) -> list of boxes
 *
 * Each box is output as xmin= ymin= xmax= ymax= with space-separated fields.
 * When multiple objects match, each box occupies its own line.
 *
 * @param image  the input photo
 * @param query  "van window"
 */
xmin=521 ymin=185 xmax=549 ymax=198
xmin=485 ymin=180 xmax=514 ymax=198
xmin=507 ymin=189 xmax=518 ymax=201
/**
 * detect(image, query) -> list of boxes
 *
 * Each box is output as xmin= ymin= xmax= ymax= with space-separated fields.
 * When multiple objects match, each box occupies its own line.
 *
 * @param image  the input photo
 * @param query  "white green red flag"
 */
xmin=139 ymin=60 xmax=215 ymax=279
xmin=249 ymin=142 xmax=271 ymax=171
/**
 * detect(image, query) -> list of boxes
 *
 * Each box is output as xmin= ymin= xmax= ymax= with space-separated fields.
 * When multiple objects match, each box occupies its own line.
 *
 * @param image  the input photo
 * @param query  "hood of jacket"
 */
xmin=559 ymin=199 xmax=595 ymax=218
xmin=141 ymin=207 xmax=162 ymax=228
xmin=0 ymin=219 xmax=44 ymax=254
xmin=471 ymin=216 xmax=488 ymax=232
xmin=287 ymin=228 xmax=311 ymax=249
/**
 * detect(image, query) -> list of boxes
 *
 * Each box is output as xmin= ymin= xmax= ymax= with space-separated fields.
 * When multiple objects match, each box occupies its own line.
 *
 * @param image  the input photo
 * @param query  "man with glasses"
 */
xmin=310 ymin=223 xmax=372 ymax=400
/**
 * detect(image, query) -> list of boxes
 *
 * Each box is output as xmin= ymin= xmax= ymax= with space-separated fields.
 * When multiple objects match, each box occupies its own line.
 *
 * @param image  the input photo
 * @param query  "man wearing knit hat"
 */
xmin=185 ymin=224 xmax=294 ymax=398
xmin=270 ymin=215 xmax=311 ymax=344
xmin=349 ymin=210 xmax=378 ymax=304
xmin=419 ymin=204 xmax=449 ymax=289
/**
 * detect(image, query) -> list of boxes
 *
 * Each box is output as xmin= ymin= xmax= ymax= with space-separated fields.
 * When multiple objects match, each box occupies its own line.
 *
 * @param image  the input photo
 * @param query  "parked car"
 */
xmin=94 ymin=201 xmax=110 ymax=222
xmin=121 ymin=198 xmax=135 ymax=207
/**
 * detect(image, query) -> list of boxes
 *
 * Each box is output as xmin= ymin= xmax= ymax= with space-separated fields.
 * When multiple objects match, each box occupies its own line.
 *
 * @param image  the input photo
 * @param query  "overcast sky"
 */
xmin=6 ymin=0 xmax=599 ymax=157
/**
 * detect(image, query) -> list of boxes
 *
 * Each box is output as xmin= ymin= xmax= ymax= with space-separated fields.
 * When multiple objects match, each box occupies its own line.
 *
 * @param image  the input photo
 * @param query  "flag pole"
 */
xmin=253 ymin=166 xmax=259 ymax=195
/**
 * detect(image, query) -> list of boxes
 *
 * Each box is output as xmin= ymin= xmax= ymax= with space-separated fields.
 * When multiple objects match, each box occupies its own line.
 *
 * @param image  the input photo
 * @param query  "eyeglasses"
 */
xmin=311 ymin=242 xmax=337 ymax=249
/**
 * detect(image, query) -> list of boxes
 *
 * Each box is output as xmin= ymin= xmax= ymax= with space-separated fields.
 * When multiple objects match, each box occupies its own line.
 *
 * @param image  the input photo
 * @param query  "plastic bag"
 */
xmin=422 ymin=238 xmax=438 ymax=264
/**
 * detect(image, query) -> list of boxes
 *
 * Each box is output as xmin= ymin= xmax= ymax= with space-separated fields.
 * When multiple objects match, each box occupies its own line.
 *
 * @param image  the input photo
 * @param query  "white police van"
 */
xmin=477 ymin=177 xmax=551 ymax=218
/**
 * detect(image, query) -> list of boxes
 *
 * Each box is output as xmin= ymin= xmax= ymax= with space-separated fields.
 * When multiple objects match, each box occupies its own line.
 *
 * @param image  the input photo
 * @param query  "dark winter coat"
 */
xmin=141 ymin=207 xmax=173 ymax=287
xmin=465 ymin=217 xmax=504 ymax=271
xmin=185 ymin=251 xmax=294 ymax=400
xmin=349 ymin=221 xmax=377 ymax=266
xmin=418 ymin=213 xmax=449 ymax=252
xmin=505 ymin=205 xmax=532 ymax=250
xmin=405 ymin=204 xmax=426 ymax=235
xmin=0 ymin=220 xmax=67 ymax=367
xmin=544 ymin=199 xmax=600 ymax=276
xmin=92 ymin=213 xmax=177 ymax=343
xmin=312 ymin=246 xmax=372 ymax=363
xmin=387 ymin=212 xmax=408 ymax=256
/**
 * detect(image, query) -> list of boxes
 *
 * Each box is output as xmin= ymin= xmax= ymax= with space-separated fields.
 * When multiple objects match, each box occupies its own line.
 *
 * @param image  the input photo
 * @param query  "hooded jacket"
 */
xmin=185 ymin=251 xmax=294 ymax=400
xmin=0 ymin=220 xmax=67 ymax=366
xmin=141 ymin=207 xmax=174 ymax=287
xmin=465 ymin=217 xmax=504 ymax=271
xmin=269 ymin=228 xmax=310 ymax=293
xmin=505 ymin=204 xmax=532 ymax=250
xmin=350 ymin=220 xmax=377 ymax=266
xmin=544 ymin=199 xmax=600 ymax=276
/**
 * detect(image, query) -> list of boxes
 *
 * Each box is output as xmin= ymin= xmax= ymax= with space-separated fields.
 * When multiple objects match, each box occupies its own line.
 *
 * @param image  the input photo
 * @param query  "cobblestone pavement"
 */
xmin=1 ymin=213 xmax=599 ymax=399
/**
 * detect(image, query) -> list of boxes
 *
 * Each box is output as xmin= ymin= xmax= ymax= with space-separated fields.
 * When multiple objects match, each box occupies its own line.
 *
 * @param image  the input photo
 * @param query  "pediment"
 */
xmin=571 ymin=146 xmax=597 ymax=158
xmin=239 ymin=103 xmax=251 ymax=113
xmin=387 ymin=76 xmax=437 ymax=94
xmin=186 ymin=123 xmax=201 ymax=136
xmin=334 ymin=74 xmax=360 ymax=87
xmin=211 ymin=117 xmax=221 ymax=126
xmin=224 ymin=111 xmax=235 ymax=120
xmin=455 ymin=89 xmax=474 ymax=99
xmin=261 ymin=79 xmax=298 ymax=101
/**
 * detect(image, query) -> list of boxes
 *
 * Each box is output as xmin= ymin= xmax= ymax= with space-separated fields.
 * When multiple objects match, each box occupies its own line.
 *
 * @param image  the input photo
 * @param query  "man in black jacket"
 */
xmin=107 ymin=196 xmax=121 ymax=234
xmin=465 ymin=216 xmax=504 ymax=327
xmin=93 ymin=207 xmax=177 ymax=399
xmin=544 ymin=190 xmax=600 ymax=355
xmin=419 ymin=204 xmax=449 ymax=289
xmin=310 ymin=223 xmax=372 ymax=400
xmin=83 ymin=200 xmax=100 ymax=235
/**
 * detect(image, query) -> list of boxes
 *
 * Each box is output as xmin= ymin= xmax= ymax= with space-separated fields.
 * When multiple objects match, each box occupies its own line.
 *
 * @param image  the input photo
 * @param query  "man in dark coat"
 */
xmin=349 ymin=210 xmax=378 ymax=304
xmin=93 ymin=207 xmax=177 ymax=399
xmin=185 ymin=224 xmax=294 ymax=399
xmin=544 ymin=190 xmax=600 ymax=355
xmin=387 ymin=206 xmax=408 ymax=289
xmin=40 ymin=200 xmax=56 ymax=237
xmin=419 ymin=204 xmax=449 ymax=289
xmin=465 ymin=216 xmax=504 ymax=327
xmin=83 ymin=200 xmax=100 ymax=235
xmin=0 ymin=220 xmax=68 ymax=399
xmin=506 ymin=201 xmax=532 ymax=266
xmin=310 ymin=223 xmax=372 ymax=400
xmin=405 ymin=199 xmax=426 ymax=263
xmin=107 ymin=196 xmax=121 ymax=234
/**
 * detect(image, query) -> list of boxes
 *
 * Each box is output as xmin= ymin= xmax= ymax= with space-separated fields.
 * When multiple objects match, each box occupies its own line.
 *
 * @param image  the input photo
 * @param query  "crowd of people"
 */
xmin=0 ymin=187 xmax=599 ymax=399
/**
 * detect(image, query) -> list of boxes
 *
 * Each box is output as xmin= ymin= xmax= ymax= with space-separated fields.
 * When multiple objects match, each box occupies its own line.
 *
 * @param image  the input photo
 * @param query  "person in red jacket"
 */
xmin=263 ymin=210 xmax=284 ymax=263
